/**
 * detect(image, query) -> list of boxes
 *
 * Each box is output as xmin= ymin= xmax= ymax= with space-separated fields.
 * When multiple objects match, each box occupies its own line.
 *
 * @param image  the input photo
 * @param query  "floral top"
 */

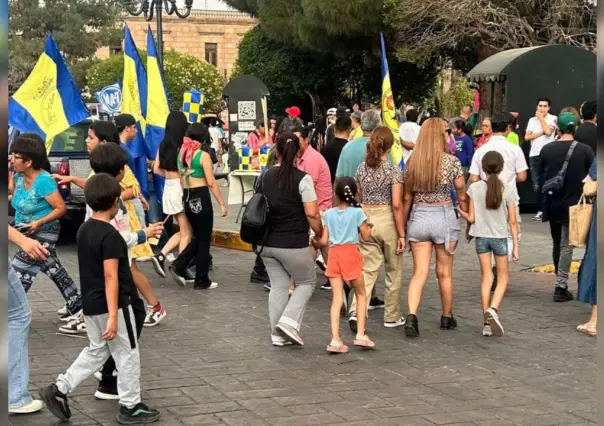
xmin=408 ymin=153 xmax=464 ymax=204
xmin=356 ymin=161 xmax=404 ymax=205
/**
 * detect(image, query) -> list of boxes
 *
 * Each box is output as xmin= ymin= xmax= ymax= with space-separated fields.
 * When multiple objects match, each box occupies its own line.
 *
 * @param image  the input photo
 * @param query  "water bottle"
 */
xmin=57 ymin=161 xmax=71 ymax=200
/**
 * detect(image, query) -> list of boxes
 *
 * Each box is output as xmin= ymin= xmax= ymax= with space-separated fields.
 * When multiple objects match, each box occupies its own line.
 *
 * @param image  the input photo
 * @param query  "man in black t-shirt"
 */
xmin=539 ymin=112 xmax=594 ymax=303
xmin=575 ymin=100 xmax=597 ymax=153
xmin=39 ymin=174 xmax=161 ymax=425
xmin=322 ymin=116 xmax=352 ymax=183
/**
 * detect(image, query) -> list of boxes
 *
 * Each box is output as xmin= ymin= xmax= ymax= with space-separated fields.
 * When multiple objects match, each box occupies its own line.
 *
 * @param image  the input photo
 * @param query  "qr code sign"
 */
xmin=237 ymin=101 xmax=256 ymax=120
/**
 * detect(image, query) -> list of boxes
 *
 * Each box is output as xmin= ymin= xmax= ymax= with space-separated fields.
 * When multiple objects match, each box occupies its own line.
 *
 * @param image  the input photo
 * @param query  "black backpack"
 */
xmin=239 ymin=173 xmax=270 ymax=254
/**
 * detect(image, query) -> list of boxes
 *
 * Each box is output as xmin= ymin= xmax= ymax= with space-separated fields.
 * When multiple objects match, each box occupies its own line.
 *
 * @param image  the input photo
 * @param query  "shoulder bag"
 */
xmin=239 ymin=172 xmax=270 ymax=255
xmin=542 ymin=141 xmax=578 ymax=195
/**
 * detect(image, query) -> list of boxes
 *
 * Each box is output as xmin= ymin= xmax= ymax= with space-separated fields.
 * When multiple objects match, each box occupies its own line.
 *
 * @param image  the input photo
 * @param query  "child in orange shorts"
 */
xmin=313 ymin=177 xmax=374 ymax=353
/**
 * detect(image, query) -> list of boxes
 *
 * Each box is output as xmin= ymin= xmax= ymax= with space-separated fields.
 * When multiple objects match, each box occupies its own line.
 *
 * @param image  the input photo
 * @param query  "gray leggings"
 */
xmin=261 ymin=246 xmax=316 ymax=334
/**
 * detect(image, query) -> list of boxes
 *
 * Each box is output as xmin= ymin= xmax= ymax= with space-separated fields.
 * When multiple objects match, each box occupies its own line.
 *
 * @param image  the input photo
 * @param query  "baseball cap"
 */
xmin=285 ymin=106 xmax=301 ymax=118
xmin=557 ymin=112 xmax=577 ymax=133
xmin=114 ymin=114 xmax=136 ymax=128
xmin=326 ymin=107 xmax=337 ymax=116
xmin=336 ymin=106 xmax=350 ymax=117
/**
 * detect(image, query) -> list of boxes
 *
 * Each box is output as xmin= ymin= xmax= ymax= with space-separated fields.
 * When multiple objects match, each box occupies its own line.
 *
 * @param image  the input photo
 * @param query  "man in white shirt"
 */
xmin=398 ymin=108 xmax=420 ymax=163
xmin=524 ymin=97 xmax=558 ymax=221
xmin=208 ymin=119 xmax=223 ymax=169
xmin=469 ymin=113 xmax=528 ymax=291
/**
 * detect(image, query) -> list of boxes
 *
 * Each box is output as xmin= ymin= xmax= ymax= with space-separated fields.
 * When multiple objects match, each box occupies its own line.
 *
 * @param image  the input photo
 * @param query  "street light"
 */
xmin=122 ymin=0 xmax=194 ymax=67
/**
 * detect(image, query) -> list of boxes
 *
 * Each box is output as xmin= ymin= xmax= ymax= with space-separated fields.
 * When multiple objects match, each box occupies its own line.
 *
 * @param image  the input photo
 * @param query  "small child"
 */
xmin=457 ymin=151 xmax=519 ymax=337
xmin=39 ymin=173 xmax=161 ymax=424
xmin=314 ymin=177 xmax=374 ymax=353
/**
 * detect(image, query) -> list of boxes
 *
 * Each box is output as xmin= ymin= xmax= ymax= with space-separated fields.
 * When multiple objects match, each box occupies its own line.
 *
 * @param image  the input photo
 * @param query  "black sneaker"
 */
xmin=321 ymin=280 xmax=331 ymax=290
xmin=348 ymin=312 xmax=358 ymax=333
xmin=405 ymin=314 xmax=419 ymax=337
xmin=250 ymin=269 xmax=270 ymax=283
xmin=39 ymin=384 xmax=71 ymax=421
xmin=151 ymin=254 xmax=166 ymax=278
xmin=94 ymin=377 xmax=119 ymax=400
xmin=169 ymin=265 xmax=187 ymax=287
xmin=491 ymin=266 xmax=497 ymax=293
xmin=117 ymin=403 xmax=161 ymax=425
xmin=368 ymin=297 xmax=385 ymax=310
xmin=440 ymin=315 xmax=458 ymax=330
xmin=554 ymin=287 xmax=574 ymax=302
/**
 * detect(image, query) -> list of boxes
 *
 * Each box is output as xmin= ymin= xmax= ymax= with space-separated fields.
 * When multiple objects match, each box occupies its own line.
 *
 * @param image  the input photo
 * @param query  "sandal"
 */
xmin=576 ymin=323 xmax=597 ymax=336
xmin=353 ymin=335 xmax=375 ymax=348
xmin=326 ymin=341 xmax=349 ymax=353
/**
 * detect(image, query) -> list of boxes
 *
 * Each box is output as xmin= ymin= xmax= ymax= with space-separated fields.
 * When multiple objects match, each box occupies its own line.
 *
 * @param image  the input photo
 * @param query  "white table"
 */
xmin=228 ymin=170 xmax=262 ymax=223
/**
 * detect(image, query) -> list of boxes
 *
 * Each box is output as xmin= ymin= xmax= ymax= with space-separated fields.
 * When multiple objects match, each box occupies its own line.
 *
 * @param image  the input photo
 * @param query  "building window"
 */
xmin=205 ymin=43 xmax=217 ymax=67
xmin=109 ymin=46 xmax=123 ymax=56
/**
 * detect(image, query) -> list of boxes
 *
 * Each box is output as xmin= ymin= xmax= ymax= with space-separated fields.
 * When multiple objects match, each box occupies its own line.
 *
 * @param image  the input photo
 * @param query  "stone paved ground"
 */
xmin=9 ymin=215 xmax=596 ymax=426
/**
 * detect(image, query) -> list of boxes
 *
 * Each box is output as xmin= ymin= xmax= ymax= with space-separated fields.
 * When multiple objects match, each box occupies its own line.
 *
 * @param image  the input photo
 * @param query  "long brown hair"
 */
xmin=482 ymin=151 xmax=504 ymax=210
xmin=365 ymin=126 xmax=394 ymax=168
xmin=405 ymin=118 xmax=448 ymax=192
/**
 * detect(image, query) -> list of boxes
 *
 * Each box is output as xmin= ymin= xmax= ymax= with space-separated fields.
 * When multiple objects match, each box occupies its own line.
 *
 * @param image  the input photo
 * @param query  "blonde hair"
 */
xmin=405 ymin=118 xmax=448 ymax=193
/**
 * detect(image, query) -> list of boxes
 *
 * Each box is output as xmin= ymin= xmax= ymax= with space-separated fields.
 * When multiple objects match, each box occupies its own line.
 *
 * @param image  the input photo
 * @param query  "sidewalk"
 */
xmin=8 ymin=200 xmax=595 ymax=426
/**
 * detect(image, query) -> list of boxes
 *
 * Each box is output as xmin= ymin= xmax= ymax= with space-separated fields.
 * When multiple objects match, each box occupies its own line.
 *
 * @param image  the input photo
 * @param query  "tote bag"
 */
xmin=568 ymin=194 xmax=592 ymax=248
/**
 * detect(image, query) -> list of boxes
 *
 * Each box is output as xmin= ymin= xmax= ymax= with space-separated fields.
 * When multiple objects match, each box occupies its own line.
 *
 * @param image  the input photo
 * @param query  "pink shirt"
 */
xmin=247 ymin=131 xmax=265 ymax=153
xmin=297 ymin=146 xmax=332 ymax=211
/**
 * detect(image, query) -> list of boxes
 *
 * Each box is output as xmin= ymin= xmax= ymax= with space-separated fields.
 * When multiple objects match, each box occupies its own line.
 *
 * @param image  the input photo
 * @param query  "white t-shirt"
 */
xmin=469 ymin=135 xmax=528 ymax=200
xmin=526 ymin=114 xmax=557 ymax=157
xmin=209 ymin=127 xmax=223 ymax=152
xmin=399 ymin=122 xmax=421 ymax=162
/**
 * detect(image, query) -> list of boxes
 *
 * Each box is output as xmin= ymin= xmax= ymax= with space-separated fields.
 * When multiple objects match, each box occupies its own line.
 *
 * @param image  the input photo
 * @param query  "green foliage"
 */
xmin=431 ymin=70 xmax=475 ymax=119
xmin=8 ymin=0 xmax=123 ymax=92
xmin=86 ymin=50 xmax=225 ymax=112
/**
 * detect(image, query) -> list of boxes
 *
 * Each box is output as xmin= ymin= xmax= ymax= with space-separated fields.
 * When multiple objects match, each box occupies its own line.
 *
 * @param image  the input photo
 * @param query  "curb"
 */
xmin=530 ymin=260 xmax=581 ymax=274
xmin=211 ymin=229 xmax=252 ymax=252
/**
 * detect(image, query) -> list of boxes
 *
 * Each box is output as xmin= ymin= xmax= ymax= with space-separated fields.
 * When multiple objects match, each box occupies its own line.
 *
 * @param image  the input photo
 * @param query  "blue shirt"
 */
xmin=335 ymin=136 xmax=393 ymax=178
xmin=455 ymin=135 xmax=474 ymax=168
xmin=12 ymin=171 xmax=59 ymax=228
xmin=324 ymin=206 xmax=367 ymax=245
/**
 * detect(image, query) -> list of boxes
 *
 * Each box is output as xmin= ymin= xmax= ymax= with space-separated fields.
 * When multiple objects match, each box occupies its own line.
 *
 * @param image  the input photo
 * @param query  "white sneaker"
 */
xmin=271 ymin=334 xmax=292 ymax=347
xmin=57 ymin=305 xmax=68 ymax=316
xmin=532 ymin=212 xmax=543 ymax=221
xmin=482 ymin=324 xmax=493 ymax=337
xmin=485 ymin=307 xmax=504 ymax=336
xmin=58 ymin=316 xmax=86 ymax=334
xmin=166 ymin=253 xmax=176 ymax=263
xmin=209 ymin=282 xmax=218 ymax=289
xmin=144 ymin=305 xmax=167 ymax=327
xmin=59 ymin=309 xmax=82 ymax=323
xmin=384 ymin=317 xmax=406 ymax=328
xmin=9 ymin=399 xmax=43 ymax=414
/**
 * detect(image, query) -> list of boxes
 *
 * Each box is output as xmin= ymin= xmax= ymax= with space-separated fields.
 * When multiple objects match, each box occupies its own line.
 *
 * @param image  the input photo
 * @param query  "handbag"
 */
xmin=542 ymin=141 xmax=577 ymax=194
xmin=568 ymin=194 xmax=592 ymax=248
xmin=239 ymin=173 xmax=270 ymax=254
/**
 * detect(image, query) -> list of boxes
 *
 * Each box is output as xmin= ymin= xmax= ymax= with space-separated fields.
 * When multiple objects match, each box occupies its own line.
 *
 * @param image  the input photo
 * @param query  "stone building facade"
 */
xmin=96 ymin=9 xmax=257 ymax=80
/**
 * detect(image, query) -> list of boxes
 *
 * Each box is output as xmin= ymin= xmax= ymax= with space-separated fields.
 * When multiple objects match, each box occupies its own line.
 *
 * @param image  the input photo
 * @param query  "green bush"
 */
xmin=86 ymin=50 xmax=224 ymax=112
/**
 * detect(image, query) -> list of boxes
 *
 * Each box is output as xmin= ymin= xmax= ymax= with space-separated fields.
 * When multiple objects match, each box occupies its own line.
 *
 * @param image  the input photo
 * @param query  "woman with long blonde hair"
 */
xmin=402 ymin=118 xmax=468 ymax=337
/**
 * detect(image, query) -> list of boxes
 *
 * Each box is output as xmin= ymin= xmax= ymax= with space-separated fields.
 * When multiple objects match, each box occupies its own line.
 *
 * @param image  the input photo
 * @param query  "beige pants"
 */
xmin=350 ymin=206 xmax=403 ymax=322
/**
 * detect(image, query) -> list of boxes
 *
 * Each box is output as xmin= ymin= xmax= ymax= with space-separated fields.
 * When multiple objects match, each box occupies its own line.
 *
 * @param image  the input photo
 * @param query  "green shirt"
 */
xmin=507 ymin=132 xmax=519 ymax=146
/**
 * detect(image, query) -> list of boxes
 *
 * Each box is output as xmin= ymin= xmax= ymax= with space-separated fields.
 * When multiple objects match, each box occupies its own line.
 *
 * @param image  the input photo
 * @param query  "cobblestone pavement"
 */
xmin=9 ymin=215 xmax=596 ymax=426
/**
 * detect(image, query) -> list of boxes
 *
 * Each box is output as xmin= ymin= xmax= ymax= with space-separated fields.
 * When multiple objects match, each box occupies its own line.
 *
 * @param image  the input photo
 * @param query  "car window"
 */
xmin=49 ymin=126 xmax=88 ymax=153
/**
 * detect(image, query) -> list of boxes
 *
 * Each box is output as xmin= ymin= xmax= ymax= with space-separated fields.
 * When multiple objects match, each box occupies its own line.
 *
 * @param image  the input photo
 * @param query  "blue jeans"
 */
xmin=529 ymin=156 xmax=543 ymax=212
xmin=475 ymin=237 xmax=508 ymax=257
xmin=9 ymin=265 xmax=33 ymax=408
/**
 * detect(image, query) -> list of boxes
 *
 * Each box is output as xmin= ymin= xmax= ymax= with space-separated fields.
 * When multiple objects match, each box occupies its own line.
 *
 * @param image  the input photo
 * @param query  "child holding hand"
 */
xmin=314 ymin=177 xmax=374 ymax=353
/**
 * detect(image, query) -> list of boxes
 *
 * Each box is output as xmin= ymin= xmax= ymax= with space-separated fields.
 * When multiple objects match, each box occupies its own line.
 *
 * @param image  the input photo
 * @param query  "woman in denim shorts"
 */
xmin=402 ymin=118 xmax=468 ymax=337
xmin=458 ymin=151 xmax=520 ymax=337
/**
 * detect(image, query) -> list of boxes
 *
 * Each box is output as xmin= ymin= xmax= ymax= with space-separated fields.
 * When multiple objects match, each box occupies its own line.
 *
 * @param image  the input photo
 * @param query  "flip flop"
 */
xmin=326 ymin=342 xmax=349 ymax=353
xmin=353 ymin=335 xmax=375 ymax=348
xmin=576 ymin=323 xmax=597 ymax=336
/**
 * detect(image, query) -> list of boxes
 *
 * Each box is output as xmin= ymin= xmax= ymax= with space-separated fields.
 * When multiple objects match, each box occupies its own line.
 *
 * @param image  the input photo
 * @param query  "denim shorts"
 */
xmin=475 ymin=237 xmax=508 ymax=257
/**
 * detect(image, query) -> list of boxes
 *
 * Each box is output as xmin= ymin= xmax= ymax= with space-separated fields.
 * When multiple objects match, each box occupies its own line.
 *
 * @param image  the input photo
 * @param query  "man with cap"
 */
xmin=538 ymin=112 xmax=594 ymax=303
xmin=325 ymin=106 xmax=350 ymax=146
xmin=114 ymin=113 xmax=150 ymax=202
xmin=278 ymin=106 xmax=304 ymax=133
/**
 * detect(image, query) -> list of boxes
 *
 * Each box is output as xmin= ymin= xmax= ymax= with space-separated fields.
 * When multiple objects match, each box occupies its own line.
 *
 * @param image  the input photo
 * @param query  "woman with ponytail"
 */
xmin=260 ymin=132 xmax=323 ymax=347
xmin=458 ymin=151 xmax=519 ymax=337
xmin=351 ymin=127 xmax=406 ymax=332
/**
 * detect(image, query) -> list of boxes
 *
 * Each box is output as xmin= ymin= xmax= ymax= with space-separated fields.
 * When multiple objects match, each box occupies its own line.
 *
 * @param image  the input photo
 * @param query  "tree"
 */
xmin=86 ymin=50 xmax=225 ymax=112
xmin=8 ymin=0 xmax=123 ymax=93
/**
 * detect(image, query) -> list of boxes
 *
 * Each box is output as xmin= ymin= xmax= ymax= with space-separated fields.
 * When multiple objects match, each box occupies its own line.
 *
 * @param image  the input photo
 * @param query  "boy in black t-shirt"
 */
xmin=39 ymin=174 xmax=161 ymax=425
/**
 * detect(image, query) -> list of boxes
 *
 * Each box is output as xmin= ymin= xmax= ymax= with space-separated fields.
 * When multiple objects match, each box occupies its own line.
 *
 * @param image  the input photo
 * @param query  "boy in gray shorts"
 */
xmin=38 ymin=173 xmax=160 ymax=425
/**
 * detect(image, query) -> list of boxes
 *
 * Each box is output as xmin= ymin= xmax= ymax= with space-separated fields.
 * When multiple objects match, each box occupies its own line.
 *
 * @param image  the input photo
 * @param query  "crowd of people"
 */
xmin=7 ymin=98 xmax=597 ymax=423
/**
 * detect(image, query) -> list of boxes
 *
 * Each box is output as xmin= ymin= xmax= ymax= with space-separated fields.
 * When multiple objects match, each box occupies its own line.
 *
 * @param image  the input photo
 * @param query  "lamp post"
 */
xmin=122 ymin=0 xmax=193 ymax=68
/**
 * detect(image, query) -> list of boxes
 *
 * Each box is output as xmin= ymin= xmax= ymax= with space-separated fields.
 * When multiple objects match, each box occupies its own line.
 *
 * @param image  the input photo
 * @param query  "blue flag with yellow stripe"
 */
xmin=9 ymin=34 xmax=89 ymax=152
xmin=145 ymin=26 xmax=170 ymax=203
xmin=122 ymin=25 xmax=150 ymax=200
xmin=380 ymin=33 xmax=403 ymax=167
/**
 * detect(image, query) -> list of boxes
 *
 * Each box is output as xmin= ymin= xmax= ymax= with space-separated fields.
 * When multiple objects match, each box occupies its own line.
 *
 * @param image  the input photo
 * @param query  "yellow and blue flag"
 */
xmin=380 ymin=33 xmax=403 ymax=168
xmin=122 ymin=25 xmax=150 ymax=199
xmin=9 ymin=34 xmax=89 ymax=152
xmin=182 ymin=89 xmax=204 ymax=123
xmin=145 ymin=26 xmax=171 ymax=202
